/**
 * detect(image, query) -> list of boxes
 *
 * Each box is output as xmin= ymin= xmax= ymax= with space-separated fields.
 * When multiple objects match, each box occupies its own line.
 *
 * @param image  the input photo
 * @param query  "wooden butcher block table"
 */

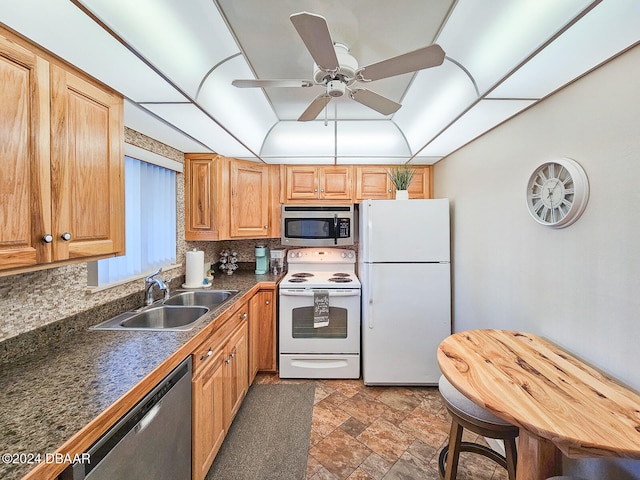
xmin=437 ymin=330 xmax=640 ymax=480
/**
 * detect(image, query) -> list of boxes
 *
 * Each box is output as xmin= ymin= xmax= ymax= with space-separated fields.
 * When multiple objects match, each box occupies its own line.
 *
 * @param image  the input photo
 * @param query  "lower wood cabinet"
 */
xmin=191 ymin=302 xmax=249 ymax=480
xmin=192 ymin=343 xmax=226 ymax=480
xmin=248 ymin=288 xmax=276 ymax=384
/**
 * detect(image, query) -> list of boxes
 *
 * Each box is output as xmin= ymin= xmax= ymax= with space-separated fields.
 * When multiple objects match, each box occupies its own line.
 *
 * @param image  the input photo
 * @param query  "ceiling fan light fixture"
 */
xmin=327 ymin=80 xmax=346 ymax=97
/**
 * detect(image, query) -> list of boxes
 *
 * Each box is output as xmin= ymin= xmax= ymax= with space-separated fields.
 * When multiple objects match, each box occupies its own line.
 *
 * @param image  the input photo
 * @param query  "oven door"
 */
xmin=279 ymin=288 xmax=361 ymax=354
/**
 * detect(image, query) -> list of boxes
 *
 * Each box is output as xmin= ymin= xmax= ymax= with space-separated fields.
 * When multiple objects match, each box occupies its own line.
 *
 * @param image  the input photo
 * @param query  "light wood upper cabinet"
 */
xmin=355 ymin=165 xmax=432 ymax=201
xmin=0 ymin=33 xmax=51 ymax=270
xmin=355 ymin=166 xmax=394 ymax=200
xmin=230 ymin=160 xmax=270 ymax=238
xmin=50 ymin=65 xmax=124 ymax=260
xmin=0 ymin=27 xmax=124 ymax=274
xmin=407 ymin=166 xmax=432 ymax=199
xmin=184 ymin=155 xmax=280 ymax=240
xmin=284 ymin=165 xmax=353 ymax=202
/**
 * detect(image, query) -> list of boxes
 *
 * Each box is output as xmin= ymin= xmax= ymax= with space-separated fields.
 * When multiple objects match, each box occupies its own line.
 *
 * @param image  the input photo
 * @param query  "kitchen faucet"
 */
xmin=145 ymin=268 xmax=170 ymax=306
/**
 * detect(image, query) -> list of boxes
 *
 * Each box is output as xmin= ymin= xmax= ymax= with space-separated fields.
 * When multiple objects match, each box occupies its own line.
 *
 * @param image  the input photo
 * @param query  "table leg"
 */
xmin=516 ymin=429 xmax=562 ymax=480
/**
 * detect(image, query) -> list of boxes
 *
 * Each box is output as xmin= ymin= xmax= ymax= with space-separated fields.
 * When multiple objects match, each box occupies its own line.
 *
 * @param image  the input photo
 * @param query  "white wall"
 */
xmin=434 ymin=44 xmax=640 ymax=478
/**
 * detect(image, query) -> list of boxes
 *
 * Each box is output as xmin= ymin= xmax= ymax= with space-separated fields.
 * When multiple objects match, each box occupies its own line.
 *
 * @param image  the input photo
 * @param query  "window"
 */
xmin=88 ymin=156 xmax=176 ymax=287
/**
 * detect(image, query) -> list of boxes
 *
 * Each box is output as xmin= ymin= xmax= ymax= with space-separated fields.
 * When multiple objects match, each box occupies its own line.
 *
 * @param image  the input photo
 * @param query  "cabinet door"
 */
xmin=257 ymin=290 xmax=276 ymax=372
xmin=0 ymin=34 xmax=51 ymax=270
xmin=248 ymin=289 xmax=276 ymax=381
xmin=355 ymin=166 xmax=393 ymax=201
xmin=50 ymin=65 xmax=124 ymax=261
xmin=224 ymin=320 xmax=248 ymax=428
xmin=185 ymin=155 xmax=217 ymax=241
xmin=192 ymin=347 xmax=225 ymax=480
xmin=320 ymin=166 xmax=352 ymax=200
xmin=408 ymin=166 xmax=432 ymax=199
xmin=230 ymin=160 xmax=269 ymax=238
xmin=248 ymin=294 xmax=260 ymax=384
xmin=286 ymin=166 xmax=318 ymax=200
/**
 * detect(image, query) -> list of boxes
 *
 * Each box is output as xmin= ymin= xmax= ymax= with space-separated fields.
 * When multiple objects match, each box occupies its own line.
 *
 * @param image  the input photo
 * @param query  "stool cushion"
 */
xmin=439 ymin=375 xmax=513 ymax=427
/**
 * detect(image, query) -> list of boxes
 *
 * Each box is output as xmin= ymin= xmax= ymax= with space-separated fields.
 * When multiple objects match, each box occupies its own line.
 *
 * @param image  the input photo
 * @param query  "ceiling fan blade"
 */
xmin=232 ymin=79 xmax=314 ymax=88
xmin=357 ymin=44 xmax=445 ymax=82
xmin=290 ymin=12 xmax=339 ymax=72
xmin=298 ymin=95 xmax=331 ymax=122
xmin=350 ymin=88 xmax=401 ymax=115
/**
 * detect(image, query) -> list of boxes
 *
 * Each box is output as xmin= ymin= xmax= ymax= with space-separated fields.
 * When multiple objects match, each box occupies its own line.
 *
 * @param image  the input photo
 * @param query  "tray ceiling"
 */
xmin=1 ymin=0 xmax=638 ymax=164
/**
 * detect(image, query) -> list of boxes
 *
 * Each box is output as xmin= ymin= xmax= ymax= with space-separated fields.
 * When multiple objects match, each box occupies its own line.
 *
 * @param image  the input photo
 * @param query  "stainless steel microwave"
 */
xmin=281 ymin=205 xmax=354 ymax=246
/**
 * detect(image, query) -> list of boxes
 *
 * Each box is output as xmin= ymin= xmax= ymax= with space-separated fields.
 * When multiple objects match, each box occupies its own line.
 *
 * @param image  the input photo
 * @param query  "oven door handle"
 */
xmin=280 ymin=289 xmax=360 ymax=297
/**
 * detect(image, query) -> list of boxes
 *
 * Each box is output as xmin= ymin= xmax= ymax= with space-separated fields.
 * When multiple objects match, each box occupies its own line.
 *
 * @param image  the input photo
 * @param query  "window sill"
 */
xmin=86 ymin=263 xmax=183 ymax=294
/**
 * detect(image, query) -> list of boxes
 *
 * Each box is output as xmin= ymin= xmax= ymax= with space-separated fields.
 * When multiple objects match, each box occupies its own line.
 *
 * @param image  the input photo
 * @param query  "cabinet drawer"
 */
xmin=192 ymin=340 xmax=225 ymax=377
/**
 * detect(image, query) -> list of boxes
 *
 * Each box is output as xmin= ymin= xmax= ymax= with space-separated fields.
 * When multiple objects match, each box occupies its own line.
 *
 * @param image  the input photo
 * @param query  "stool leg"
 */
xmin=504 ymin=437 xmax=518 ymax=480
xmin=444 ymin=419 xmax=464 ymax=480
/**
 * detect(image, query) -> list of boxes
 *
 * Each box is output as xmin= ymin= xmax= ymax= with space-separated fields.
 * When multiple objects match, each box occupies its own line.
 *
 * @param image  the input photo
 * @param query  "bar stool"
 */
xmin=438 ymin=375 xmax=519 ymax=480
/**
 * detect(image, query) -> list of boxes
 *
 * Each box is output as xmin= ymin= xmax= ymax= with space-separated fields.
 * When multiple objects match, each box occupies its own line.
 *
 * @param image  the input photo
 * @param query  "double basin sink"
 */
xmin=91 ymin=290 xmax=239 ymax=332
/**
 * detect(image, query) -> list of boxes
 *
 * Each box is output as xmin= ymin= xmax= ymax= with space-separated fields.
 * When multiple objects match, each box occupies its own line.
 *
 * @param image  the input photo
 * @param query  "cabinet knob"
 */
xmin=265 ymin=300 xmax=270 ymax=305
xmin=314 ymin=188 xmax=318 ymax=192
xmin=60 ymin=232 xmax=72 ymax=241
xmin=388 ymin=189 xmax=392 ymax=192
xmin=42 ymin=234 xmax=53 ymax=244
xmin=264 ymin=225 xmax=268 ymax=229
xmin=240 ymin=312 xmax=247 ymax=319
xmin=320 ymin=189 xmax=324 ymax=192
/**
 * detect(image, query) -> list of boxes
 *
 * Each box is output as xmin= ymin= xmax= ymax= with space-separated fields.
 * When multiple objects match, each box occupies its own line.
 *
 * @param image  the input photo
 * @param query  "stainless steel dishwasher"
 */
xmin=62 ymin=357 xmax=191 ymax=480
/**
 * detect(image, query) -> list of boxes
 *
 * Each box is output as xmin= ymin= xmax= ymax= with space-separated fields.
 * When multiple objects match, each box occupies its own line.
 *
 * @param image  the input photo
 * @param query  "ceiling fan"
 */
xmin=232 ymin=11 xmax=445 ymax=121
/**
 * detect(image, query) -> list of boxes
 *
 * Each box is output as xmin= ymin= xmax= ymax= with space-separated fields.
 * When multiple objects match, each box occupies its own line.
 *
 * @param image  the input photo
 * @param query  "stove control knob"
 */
xmin=349 ymin=252 xmax=355 ymax=258
xmin=341 ymin=252 xmax=347 ymax=258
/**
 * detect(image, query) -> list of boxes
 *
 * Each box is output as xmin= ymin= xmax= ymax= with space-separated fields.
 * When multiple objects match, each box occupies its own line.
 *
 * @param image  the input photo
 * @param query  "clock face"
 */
xmin=526 ymin=158 xmax=589 ymax=228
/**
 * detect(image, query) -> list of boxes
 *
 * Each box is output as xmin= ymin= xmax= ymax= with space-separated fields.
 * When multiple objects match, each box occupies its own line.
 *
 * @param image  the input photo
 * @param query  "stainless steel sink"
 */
xmin=91 ymin=289 xmax=239 ymax=332
xmin=163 ymin=289 xmax=238 ymax=307
xmin=91 ymin=305 xmax=209 ymax=332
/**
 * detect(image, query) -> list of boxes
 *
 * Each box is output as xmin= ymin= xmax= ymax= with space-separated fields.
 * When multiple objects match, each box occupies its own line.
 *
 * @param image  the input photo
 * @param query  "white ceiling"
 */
xmin=1 ymin=0 xmax=638 ymax=164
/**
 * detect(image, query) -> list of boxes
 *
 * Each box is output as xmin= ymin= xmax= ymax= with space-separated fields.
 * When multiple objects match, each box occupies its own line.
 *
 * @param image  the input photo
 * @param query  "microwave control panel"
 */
xmin=338 ymin=218 xmax=350 ymax=237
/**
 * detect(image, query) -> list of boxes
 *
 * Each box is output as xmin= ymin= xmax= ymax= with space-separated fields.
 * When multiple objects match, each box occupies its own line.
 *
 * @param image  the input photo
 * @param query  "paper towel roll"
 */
xmin=185 ymin=250 xmax=205 ymax=287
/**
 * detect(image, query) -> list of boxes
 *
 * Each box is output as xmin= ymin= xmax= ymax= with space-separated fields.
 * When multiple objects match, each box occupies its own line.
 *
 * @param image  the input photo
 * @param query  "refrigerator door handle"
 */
xmin=367 ymin=263 xmax=374 ymax=329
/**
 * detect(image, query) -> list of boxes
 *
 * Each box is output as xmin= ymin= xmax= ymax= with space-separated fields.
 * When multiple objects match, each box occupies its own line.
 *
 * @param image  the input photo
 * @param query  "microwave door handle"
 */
xmin=333 ymin=214 xmax=338 ymax=245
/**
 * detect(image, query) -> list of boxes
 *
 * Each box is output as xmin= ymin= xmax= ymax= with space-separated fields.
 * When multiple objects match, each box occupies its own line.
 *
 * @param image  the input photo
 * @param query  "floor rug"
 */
xmin=206 ymin=382 xmax=315 ymax=480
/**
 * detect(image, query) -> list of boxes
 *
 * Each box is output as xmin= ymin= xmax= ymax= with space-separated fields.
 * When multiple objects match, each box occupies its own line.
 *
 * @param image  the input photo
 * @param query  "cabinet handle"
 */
xmin=239 ymin=312 xmax=247 ymax=319
xmin=388 ymin=189 xmax=392 ymax=192
xmin=264 ymin=225 xmax=268 ymax=229
xmin=314 ymin=188 xmax=318 ymax=192
xmin=199 ymin=347 xmax=213 ymax=361
xmin=60 ymin=232 xmax=72 ymax=241
xmin=320 ymin=189 xmax=324 ymax=192
xmin=265 ymin=300 xmax=270 ymax=305
xmin=42 ymin=234 xmax=53 ymax=244
xmin=225 ymin=358 xmax=231 ymax=364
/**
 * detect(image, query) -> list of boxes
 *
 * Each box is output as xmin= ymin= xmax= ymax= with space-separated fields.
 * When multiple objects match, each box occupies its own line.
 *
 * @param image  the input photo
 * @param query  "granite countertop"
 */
xmin=0 ymin=270 xmax=280 ymax=480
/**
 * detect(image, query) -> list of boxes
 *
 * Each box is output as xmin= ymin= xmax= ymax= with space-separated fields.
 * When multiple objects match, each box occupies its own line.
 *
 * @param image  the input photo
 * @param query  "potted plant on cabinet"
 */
xmin=387 ymin=164 xmax=416 ymax=200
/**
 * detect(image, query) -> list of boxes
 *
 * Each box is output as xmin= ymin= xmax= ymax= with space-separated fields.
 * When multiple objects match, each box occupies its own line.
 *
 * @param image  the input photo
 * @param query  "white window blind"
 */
xmin=89 ymin=156 xmax=176 ymax=286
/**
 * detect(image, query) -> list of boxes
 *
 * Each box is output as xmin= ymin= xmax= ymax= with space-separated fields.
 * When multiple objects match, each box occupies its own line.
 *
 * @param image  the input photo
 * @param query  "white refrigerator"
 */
xmin=358 ymin=198 xmax=451 ymax=385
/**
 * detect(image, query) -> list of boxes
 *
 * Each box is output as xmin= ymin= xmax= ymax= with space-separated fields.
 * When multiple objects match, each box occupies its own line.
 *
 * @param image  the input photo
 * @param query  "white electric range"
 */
xmin=279 ymin=248 xmax=361 ymax=379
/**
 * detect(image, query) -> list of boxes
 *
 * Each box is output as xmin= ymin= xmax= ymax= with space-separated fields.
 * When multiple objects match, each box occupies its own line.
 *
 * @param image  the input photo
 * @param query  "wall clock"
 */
xmin=526 ymin=157 xmax=589 ymax=228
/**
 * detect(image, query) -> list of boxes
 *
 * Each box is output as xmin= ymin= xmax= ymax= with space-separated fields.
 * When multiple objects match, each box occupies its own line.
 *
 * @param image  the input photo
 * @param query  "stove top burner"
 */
xmin=328 ymin=277 xmax=353 ymax=283
xmin=332 ymin=272 xmax=351 ymax=277
xmin=288 ymin=277 xmax=308 ymax=283
xmin=292 ymin=272 xmax=314 ymax=278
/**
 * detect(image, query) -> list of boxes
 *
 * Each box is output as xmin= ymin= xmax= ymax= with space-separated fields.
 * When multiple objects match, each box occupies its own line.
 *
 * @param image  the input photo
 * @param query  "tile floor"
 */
xmin=255 ymin=373 xmax=509 ymax=480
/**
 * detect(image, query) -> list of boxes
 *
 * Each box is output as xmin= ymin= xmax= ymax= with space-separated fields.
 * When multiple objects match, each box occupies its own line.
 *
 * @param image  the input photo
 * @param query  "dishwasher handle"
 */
xmin=134 ymin=400 xmax=162 ymax=434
